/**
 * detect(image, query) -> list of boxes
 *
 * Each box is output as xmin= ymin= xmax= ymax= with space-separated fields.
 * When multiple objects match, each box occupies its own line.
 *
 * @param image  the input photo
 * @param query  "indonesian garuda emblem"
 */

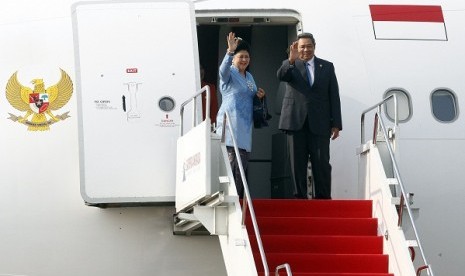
xmin=6 ymin=69 xmax=73 ymax=131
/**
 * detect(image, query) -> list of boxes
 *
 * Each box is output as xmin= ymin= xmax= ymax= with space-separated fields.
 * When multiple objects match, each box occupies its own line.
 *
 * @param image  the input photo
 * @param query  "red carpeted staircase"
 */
xmin=246 ymin=199 xmax=394 ymax=276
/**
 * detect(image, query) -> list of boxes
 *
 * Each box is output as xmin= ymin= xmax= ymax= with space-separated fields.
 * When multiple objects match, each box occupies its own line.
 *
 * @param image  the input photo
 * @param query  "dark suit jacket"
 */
xmin=277 ymin=57 xmax=342 ymax=136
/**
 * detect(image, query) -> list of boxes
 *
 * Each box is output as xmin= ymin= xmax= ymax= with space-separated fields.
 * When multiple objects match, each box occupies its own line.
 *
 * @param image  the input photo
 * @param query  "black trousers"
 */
xmin=226 ymin=146 xmax=249 ymax=198
xmin=286 ymin=125 xmax=332 ymax=199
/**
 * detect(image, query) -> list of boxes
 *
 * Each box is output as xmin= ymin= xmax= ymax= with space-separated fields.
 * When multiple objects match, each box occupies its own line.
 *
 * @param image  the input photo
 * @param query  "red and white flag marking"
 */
xmin=369 ymin=5 xmax=447 ymax=40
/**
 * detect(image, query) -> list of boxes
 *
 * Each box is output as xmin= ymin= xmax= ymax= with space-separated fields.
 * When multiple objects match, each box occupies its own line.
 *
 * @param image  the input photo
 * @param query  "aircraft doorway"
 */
xmin=196 ymin=13 xmax=300 ymax=198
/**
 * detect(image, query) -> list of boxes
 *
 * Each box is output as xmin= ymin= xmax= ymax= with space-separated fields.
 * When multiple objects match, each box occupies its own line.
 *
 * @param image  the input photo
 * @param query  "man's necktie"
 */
xmin=306 ymin=62 xmax=312 ymax=86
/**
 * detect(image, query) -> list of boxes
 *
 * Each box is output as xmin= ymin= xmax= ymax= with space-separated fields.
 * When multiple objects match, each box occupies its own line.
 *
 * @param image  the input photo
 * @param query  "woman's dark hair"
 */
xmin=234 ymin=38 xmax=250 ymax=55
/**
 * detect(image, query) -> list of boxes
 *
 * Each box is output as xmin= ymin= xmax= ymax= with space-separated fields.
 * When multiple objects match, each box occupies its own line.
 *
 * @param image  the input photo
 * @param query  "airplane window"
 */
xmin=383 ymin=89 xmax=411 ymax=122
xmin=431 ymin=89 xmax=457 ymax=122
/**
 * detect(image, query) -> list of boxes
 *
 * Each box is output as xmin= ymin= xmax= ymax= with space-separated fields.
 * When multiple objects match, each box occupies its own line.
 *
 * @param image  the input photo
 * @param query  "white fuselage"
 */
xmin=0 ymin=0 xmax=464 ymax=275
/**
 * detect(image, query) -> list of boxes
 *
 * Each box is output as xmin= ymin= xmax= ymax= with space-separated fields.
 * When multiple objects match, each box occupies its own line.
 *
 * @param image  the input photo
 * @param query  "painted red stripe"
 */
xmin=370 ymin=5 xmax=444 ymax=23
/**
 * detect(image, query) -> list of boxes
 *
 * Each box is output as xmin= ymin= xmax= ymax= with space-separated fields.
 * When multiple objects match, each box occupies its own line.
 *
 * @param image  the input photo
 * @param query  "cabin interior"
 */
xmin=196 ymin=13 xmax=302 ymax=199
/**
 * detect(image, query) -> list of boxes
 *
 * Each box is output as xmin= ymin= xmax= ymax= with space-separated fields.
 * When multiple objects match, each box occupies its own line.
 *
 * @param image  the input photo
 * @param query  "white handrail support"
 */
xmin=360 ymin=95 xmax=434 ymax=276
xmin=222 ymin=112 xmax=270 ymax=276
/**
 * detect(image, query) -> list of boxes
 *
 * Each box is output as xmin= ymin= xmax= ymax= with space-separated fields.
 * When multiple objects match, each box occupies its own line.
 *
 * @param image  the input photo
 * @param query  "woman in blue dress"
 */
xmin=216 ymin=32 xmax=266 ymax=198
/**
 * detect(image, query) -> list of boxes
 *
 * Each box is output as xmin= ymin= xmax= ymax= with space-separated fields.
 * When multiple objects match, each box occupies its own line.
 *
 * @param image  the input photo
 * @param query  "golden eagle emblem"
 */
xmin=6 ymin=69 xmax=73 ymax=131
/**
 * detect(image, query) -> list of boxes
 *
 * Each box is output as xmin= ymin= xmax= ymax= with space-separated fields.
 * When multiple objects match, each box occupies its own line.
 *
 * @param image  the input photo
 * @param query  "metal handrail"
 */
xmin=361 ymin=94 xmax=397 ymax=144
xmin=360 ymin=95 xmax=434 ymax=276
xmin=179 ymin=87 xmax=288 ymax=275
xmin=275 ymin=263 xmax=293 ymax=276
xmin=417 ymin=265 xmax=430 ymax=276
xmin=180 ymin=85 xmax=210 ymax=136
xmin=221 ymin=112 xmax=270 ymax=275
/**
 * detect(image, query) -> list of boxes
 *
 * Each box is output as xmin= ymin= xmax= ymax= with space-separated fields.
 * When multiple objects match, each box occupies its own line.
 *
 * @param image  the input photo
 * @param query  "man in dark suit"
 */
xmin=277 ymin=33 xmax=342 ymax=199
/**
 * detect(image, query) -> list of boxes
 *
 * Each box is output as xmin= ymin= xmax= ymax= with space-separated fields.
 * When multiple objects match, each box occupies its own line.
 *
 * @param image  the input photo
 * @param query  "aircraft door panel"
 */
xmin=72 ymin=0 xmax=200 ymax=204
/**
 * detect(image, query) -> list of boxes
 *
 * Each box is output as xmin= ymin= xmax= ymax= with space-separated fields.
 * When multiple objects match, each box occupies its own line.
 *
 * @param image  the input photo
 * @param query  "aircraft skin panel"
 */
xmin=396 ymin=139 xmax=464 ymax=276
xmin=0 ymin=1 xmax=226 ymax=275
xmin=0 ymin=205 xmax=226 ymax=275
xmin=1 ymin=0 xmax=465 ymax=275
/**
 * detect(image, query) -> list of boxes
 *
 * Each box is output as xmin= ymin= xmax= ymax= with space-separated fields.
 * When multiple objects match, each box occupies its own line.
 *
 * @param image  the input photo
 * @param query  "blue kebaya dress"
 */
xmin=216 ymin=53 xmax=257 ymax=152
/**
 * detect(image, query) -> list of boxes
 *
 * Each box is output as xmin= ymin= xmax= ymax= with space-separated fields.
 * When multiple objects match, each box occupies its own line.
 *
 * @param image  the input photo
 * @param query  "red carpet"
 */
xmin=246 ymin=199 xmax=394 ymax=276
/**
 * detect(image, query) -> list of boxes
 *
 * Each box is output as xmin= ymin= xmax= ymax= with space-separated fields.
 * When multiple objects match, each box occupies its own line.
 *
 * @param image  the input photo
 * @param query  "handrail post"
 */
xmin=372 ymin=113 xmax=379 ymax=144
xmin=398 ymin=193 xmax=405 ymax=227
xmin=360 ymin=113 xmax=366 ymax=144
xmin=179 ymin=85 xmax=210 ymax=136
xmin=275 ymin=263 xmax=293 ymax=276
xmin=416 ymin=265 xmax=430 ymax=276
xmin=360 ymin=94 xmax=397 ymax=145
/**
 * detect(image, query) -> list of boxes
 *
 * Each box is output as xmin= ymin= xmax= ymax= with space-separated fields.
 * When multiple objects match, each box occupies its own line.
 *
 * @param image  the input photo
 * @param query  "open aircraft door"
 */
xmin=72 ymin=0 xmax=200 ymax=205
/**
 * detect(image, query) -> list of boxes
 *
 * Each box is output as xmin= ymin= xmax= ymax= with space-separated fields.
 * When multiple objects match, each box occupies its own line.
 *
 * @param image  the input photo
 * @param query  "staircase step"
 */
xmin=250 ymin=235 xmax=383 ymax=254
xmin=251 ymin=199 xmax=373 ymax=218
xmin=255 ymin=253 xmax=389 ymax=273
xmin=259 ymin=273 xmax=394 ymax=276
xmin=248 ymin=199 xmax=393 ymax=275
xmin=247 ymin=217 xmax=378 ymax=236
